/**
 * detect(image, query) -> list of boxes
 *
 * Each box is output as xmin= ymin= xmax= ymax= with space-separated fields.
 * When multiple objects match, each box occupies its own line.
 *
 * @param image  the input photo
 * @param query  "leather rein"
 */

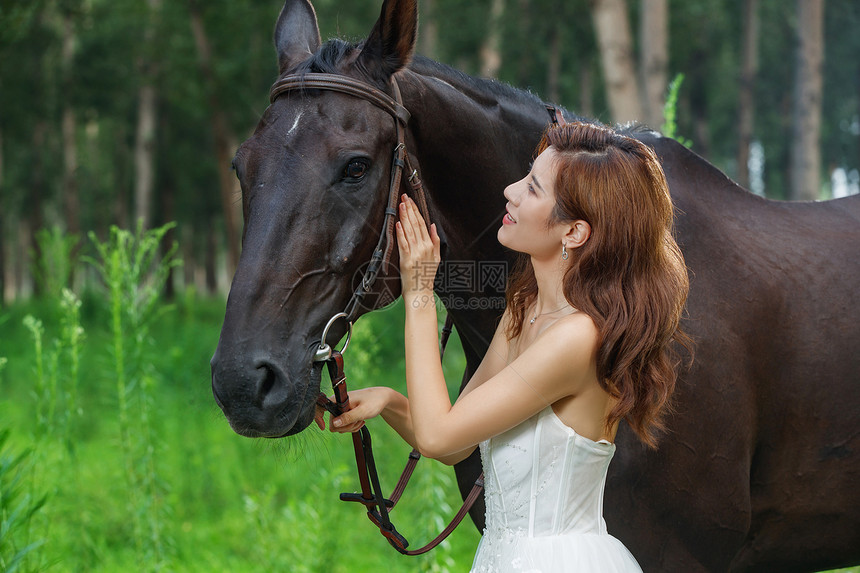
xmin=268 ymin=71 xmax=566 ymax=555
xmin=269 ymin=71 xmax=480 ymax=555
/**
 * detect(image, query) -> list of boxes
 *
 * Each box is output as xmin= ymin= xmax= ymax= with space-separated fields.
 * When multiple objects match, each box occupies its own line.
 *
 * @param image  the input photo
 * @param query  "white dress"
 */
xmin=470 ymin=406 xmax=642 ymax=573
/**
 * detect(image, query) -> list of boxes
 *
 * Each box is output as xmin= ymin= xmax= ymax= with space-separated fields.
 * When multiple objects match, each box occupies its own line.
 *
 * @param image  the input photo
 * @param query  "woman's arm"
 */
xmin=395 ymin=196 xmax=598 ymax=459
xmin=328 ymin=196 xmax=595 ymax=461
xmin=327 ymin=385 xmax=480 ymax=466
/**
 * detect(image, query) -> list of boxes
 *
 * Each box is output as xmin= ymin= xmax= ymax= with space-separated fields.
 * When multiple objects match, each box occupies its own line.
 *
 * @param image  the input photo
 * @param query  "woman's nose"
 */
xmin=503 ymin=182 xmax=519 ymax=204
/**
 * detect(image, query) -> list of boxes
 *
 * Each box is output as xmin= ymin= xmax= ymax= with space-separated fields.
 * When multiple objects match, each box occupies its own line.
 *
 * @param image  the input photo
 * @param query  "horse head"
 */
xmin=211 ymin=0 xmax=419 ymax=438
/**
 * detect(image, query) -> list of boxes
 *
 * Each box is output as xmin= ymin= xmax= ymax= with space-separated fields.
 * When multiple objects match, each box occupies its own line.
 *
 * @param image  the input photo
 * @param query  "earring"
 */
xmin=562 ymin=244 xmax=569 ymax=260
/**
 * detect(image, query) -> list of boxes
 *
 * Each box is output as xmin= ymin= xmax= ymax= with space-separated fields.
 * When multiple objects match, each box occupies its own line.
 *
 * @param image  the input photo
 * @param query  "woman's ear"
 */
xmin=565 ymin=220 xmax=591 ymax=249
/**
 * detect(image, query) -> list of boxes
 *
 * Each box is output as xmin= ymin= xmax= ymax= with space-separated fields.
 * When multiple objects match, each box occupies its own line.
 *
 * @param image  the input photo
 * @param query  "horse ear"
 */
xmin=274 ymin=0 xmax=321 ymax=74
xmin=357 ymin=0 xmax=417 ymax=80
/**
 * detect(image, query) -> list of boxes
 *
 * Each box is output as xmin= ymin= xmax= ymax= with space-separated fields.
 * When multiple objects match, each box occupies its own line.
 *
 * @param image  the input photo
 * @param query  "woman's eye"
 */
xmin=344 ymin=160 xmax=369 ymax=180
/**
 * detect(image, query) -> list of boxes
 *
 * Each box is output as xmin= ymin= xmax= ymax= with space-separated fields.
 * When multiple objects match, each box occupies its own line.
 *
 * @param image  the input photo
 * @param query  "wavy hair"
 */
xmin=505 ymin=121 xmax=691 ymax=448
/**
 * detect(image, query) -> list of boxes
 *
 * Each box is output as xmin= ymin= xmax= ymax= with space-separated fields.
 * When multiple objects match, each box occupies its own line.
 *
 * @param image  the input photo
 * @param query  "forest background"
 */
xmin=1 ymin=0 xmax=860 ymax=572
xmin=1 ymin=0 xmax=859 ymax=299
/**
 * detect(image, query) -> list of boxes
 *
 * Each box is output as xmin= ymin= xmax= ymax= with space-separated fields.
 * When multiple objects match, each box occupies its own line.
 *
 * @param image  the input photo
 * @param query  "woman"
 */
xmin=318 ymin=121 xmax=690 ymax=572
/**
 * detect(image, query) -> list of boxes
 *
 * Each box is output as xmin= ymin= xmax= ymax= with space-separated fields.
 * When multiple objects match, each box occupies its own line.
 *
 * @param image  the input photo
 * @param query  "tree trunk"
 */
xmin=639 ymin=0 xmax=668 ymax=129
xmin=736 ymin=0 xmax=759 ymax=189
xmin=789 ymin=0 xmax=825 ymax=200
xmin=547 ymin=19 xmax=561 ymax=103
xmin=480 ymin=0 xmax=505 ymax=78
xmin=516 ymin=0 xmax=532 ymax=87
xmin=205 ymin=224 xmax=217 ymax=294
xmin=62 ymin=11 xmax=80 ymax=241
xmin=592 ymin=0 xmax=643 ymax=124
xmin=579 ymin=65 xmax=594 ymax=119
xmin=418 ymin=0 xmax=438 ymax=59
xmin=134 ymin=0 xmax=162 ymax=229
xmin=189 ymin=0 xmax=240 ymax=276
xmin=30 ymin=121 xmax=47 ymax=298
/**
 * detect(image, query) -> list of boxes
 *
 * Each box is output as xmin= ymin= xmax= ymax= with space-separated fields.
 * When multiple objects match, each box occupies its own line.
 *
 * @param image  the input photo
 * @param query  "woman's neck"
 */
xmin=530 ymin=254 xmax=570 ymax=315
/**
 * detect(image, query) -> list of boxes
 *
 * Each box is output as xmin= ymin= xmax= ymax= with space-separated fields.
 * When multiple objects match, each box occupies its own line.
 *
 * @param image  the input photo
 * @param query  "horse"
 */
xmin=210 ymin=0 xmax=860 ymax=570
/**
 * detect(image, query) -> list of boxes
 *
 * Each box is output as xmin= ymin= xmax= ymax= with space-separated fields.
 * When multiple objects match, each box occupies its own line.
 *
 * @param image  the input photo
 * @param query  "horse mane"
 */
xmin=290 ymin=38 xmax=649 ymax=142
xmin=407 ymin=56 xmax=647 ymax=139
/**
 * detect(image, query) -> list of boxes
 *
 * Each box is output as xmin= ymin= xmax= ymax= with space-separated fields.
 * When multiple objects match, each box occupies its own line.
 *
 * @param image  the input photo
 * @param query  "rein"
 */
xmin=314 ymin=325 xmax=483 ymax=556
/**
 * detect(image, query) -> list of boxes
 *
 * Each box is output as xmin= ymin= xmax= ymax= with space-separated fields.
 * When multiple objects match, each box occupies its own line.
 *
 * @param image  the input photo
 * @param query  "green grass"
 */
xmin=0 ymin=294 xmax=480 ymax=572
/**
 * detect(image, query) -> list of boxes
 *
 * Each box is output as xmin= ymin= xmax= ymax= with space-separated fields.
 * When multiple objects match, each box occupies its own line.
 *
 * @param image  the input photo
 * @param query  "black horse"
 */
xmin=211 ymin=0 xmax=860 ymax=570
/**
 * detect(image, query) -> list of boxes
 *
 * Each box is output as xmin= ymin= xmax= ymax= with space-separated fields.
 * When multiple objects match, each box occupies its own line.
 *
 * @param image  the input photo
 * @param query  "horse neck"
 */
xmin=396 ymin=61 xmax=554 ymax=363
xmin=399 ymin=60 xmax=552 ymax=263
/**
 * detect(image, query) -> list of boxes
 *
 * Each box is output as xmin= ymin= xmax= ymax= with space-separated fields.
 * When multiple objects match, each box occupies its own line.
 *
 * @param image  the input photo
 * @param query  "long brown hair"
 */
xmin=505 ymin=121 xmax=690 ymax=448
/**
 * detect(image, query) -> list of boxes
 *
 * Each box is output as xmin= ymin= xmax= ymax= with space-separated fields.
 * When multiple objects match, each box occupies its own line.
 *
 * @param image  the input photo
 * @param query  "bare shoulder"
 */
xmin=538 ymin=311 xmax=599 ymax=355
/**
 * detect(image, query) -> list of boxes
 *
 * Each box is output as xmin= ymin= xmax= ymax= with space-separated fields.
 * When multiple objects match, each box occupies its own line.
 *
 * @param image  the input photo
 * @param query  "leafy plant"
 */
xmin=0 ymin=429 xmax=47 ymax=573
xmin=22 ymin=289 xmax=85 ymax=442
xmin=661 ymin=73 xmax=693 ymax=148
xmin=86 ymin=221 xmax=180 ymax=570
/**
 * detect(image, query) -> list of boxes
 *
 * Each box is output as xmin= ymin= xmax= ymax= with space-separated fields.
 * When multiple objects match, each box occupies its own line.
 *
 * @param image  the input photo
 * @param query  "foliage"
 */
xmin=661 ymin=73 xmax=692 ymax=148
xmin=1 ymin=0 xmax=859 ymax=301
xmin=85 ymin=222 xmax=180 ymax=570
xmin=0 ymin=428 xmax=47 ymax=573
xmin=0 ymin=287 xmax=480 ymax=571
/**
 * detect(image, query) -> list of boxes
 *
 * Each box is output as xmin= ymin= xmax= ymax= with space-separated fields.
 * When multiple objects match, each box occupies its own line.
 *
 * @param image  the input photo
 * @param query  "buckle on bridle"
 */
xmin=313 ymin=312 xmax=353 ymax=362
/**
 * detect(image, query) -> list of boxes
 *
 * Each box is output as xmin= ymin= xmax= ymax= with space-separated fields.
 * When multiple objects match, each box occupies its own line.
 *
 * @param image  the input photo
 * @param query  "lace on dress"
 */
xmin=470 ymin=406 xmax=642 ymax=573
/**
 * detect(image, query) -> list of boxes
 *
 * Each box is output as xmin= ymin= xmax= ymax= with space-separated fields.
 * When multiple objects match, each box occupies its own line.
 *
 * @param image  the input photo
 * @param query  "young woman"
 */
xmin=317 ymin=121 xmax=690 ymax=572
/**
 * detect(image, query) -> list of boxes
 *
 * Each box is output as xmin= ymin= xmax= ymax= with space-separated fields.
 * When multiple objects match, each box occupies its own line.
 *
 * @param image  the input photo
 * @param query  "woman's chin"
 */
xmin=497 ymin=225 xmax=510 ymax=247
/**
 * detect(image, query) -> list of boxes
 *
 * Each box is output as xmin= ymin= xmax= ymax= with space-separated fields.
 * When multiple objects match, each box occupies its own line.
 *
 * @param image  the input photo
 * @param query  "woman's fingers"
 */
xmin=314 ymin=404 xmax=326 ymax=430
xmin=330 ymin=409 xmax=366 ymax=433
xmin=400 ymin=199 xmax=418 ymax=245
xmin=402 ymin=195 xmax=430 ymax=242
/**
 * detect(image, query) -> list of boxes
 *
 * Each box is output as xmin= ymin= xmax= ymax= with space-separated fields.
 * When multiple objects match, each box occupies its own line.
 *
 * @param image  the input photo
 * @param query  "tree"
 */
xmin=480 ymin=0 xmax=505 ymax=78
xmin=639 ymin=0 xmax=668 ymax=130
xmin=789 ymin=0 xmax=825 ymax=200
xmin=188 ymin=0 xmax=240 ymax=279
xmin=736 ymin=0 xmax=759 ymax=190
xmin=418 ymin=0 xmax=438 ymax=59
xmin=591 ymin=0 xmax=643 ymax=123
xmin=134 ymin=0 xmax=162 ymax=228
xmin=61 ymin=6 xmax=80 ymax=245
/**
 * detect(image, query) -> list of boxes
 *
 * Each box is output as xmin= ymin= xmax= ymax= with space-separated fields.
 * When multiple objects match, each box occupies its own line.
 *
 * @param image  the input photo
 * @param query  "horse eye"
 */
xmin=344 ymin=160 xmax=369 ymax=180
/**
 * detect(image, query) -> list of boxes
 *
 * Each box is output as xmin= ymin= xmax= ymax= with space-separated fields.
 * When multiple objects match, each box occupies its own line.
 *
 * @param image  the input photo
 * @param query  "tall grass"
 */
xmin=0 ymin=223 xmax=481 ymax=571
xmin=0 ymin=428 xmax=47 ymax=573
xmin=86 ymin=222 xmax=180 ymax=570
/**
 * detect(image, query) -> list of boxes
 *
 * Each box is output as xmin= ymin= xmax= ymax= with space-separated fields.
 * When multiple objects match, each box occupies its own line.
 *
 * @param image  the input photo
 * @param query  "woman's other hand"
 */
xmin=396 ymin=194 xmax=441 ymax=310
xmin=321 ymin=387 xmax=392 ymax=433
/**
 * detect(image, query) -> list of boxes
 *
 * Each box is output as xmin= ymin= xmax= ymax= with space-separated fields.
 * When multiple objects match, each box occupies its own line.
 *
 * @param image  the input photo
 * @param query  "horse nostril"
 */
xmin=257 ymin=364 xmax=277 ymax=404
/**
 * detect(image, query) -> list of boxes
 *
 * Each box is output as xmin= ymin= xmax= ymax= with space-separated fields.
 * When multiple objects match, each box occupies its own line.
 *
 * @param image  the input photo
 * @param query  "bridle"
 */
xmin=268 ymin=70 xmax=566 ymax=555
xmin=270 ymin=72 xmax=431 ymax=333
xmin=269 ymin=71 xmax=480 ymax=555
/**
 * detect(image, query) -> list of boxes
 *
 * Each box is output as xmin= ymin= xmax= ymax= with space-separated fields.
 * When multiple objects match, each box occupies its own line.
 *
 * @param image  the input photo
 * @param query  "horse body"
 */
xmin=211 ymin=0 xmax=860 ymax=570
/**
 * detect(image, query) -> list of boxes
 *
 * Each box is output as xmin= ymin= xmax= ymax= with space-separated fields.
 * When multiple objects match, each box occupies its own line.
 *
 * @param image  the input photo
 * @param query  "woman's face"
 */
xmin=498 ymin=147 xmax=569 ymax=259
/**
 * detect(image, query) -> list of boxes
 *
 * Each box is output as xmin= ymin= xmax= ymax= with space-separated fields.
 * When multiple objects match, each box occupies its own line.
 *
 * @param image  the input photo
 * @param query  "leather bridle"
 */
xmin=267 ymin=71 xmax=566 ymax=555
xmin=270 ymin=72 xmax=431 ymax=334
xmin=269 ymin=71 xmax=481 ymax=555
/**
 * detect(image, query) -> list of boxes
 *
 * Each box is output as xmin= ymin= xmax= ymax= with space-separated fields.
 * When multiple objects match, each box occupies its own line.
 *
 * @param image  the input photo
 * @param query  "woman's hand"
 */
xmin=396 ymin=194 xmax=441 ymax=310
xmin=316 ymin=387 xmax=393 ymax=433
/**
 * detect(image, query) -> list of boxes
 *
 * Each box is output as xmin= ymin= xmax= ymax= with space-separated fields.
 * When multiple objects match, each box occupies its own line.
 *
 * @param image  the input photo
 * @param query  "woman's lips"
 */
xmin=503 ymin=212 xmax=516 ymax=225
